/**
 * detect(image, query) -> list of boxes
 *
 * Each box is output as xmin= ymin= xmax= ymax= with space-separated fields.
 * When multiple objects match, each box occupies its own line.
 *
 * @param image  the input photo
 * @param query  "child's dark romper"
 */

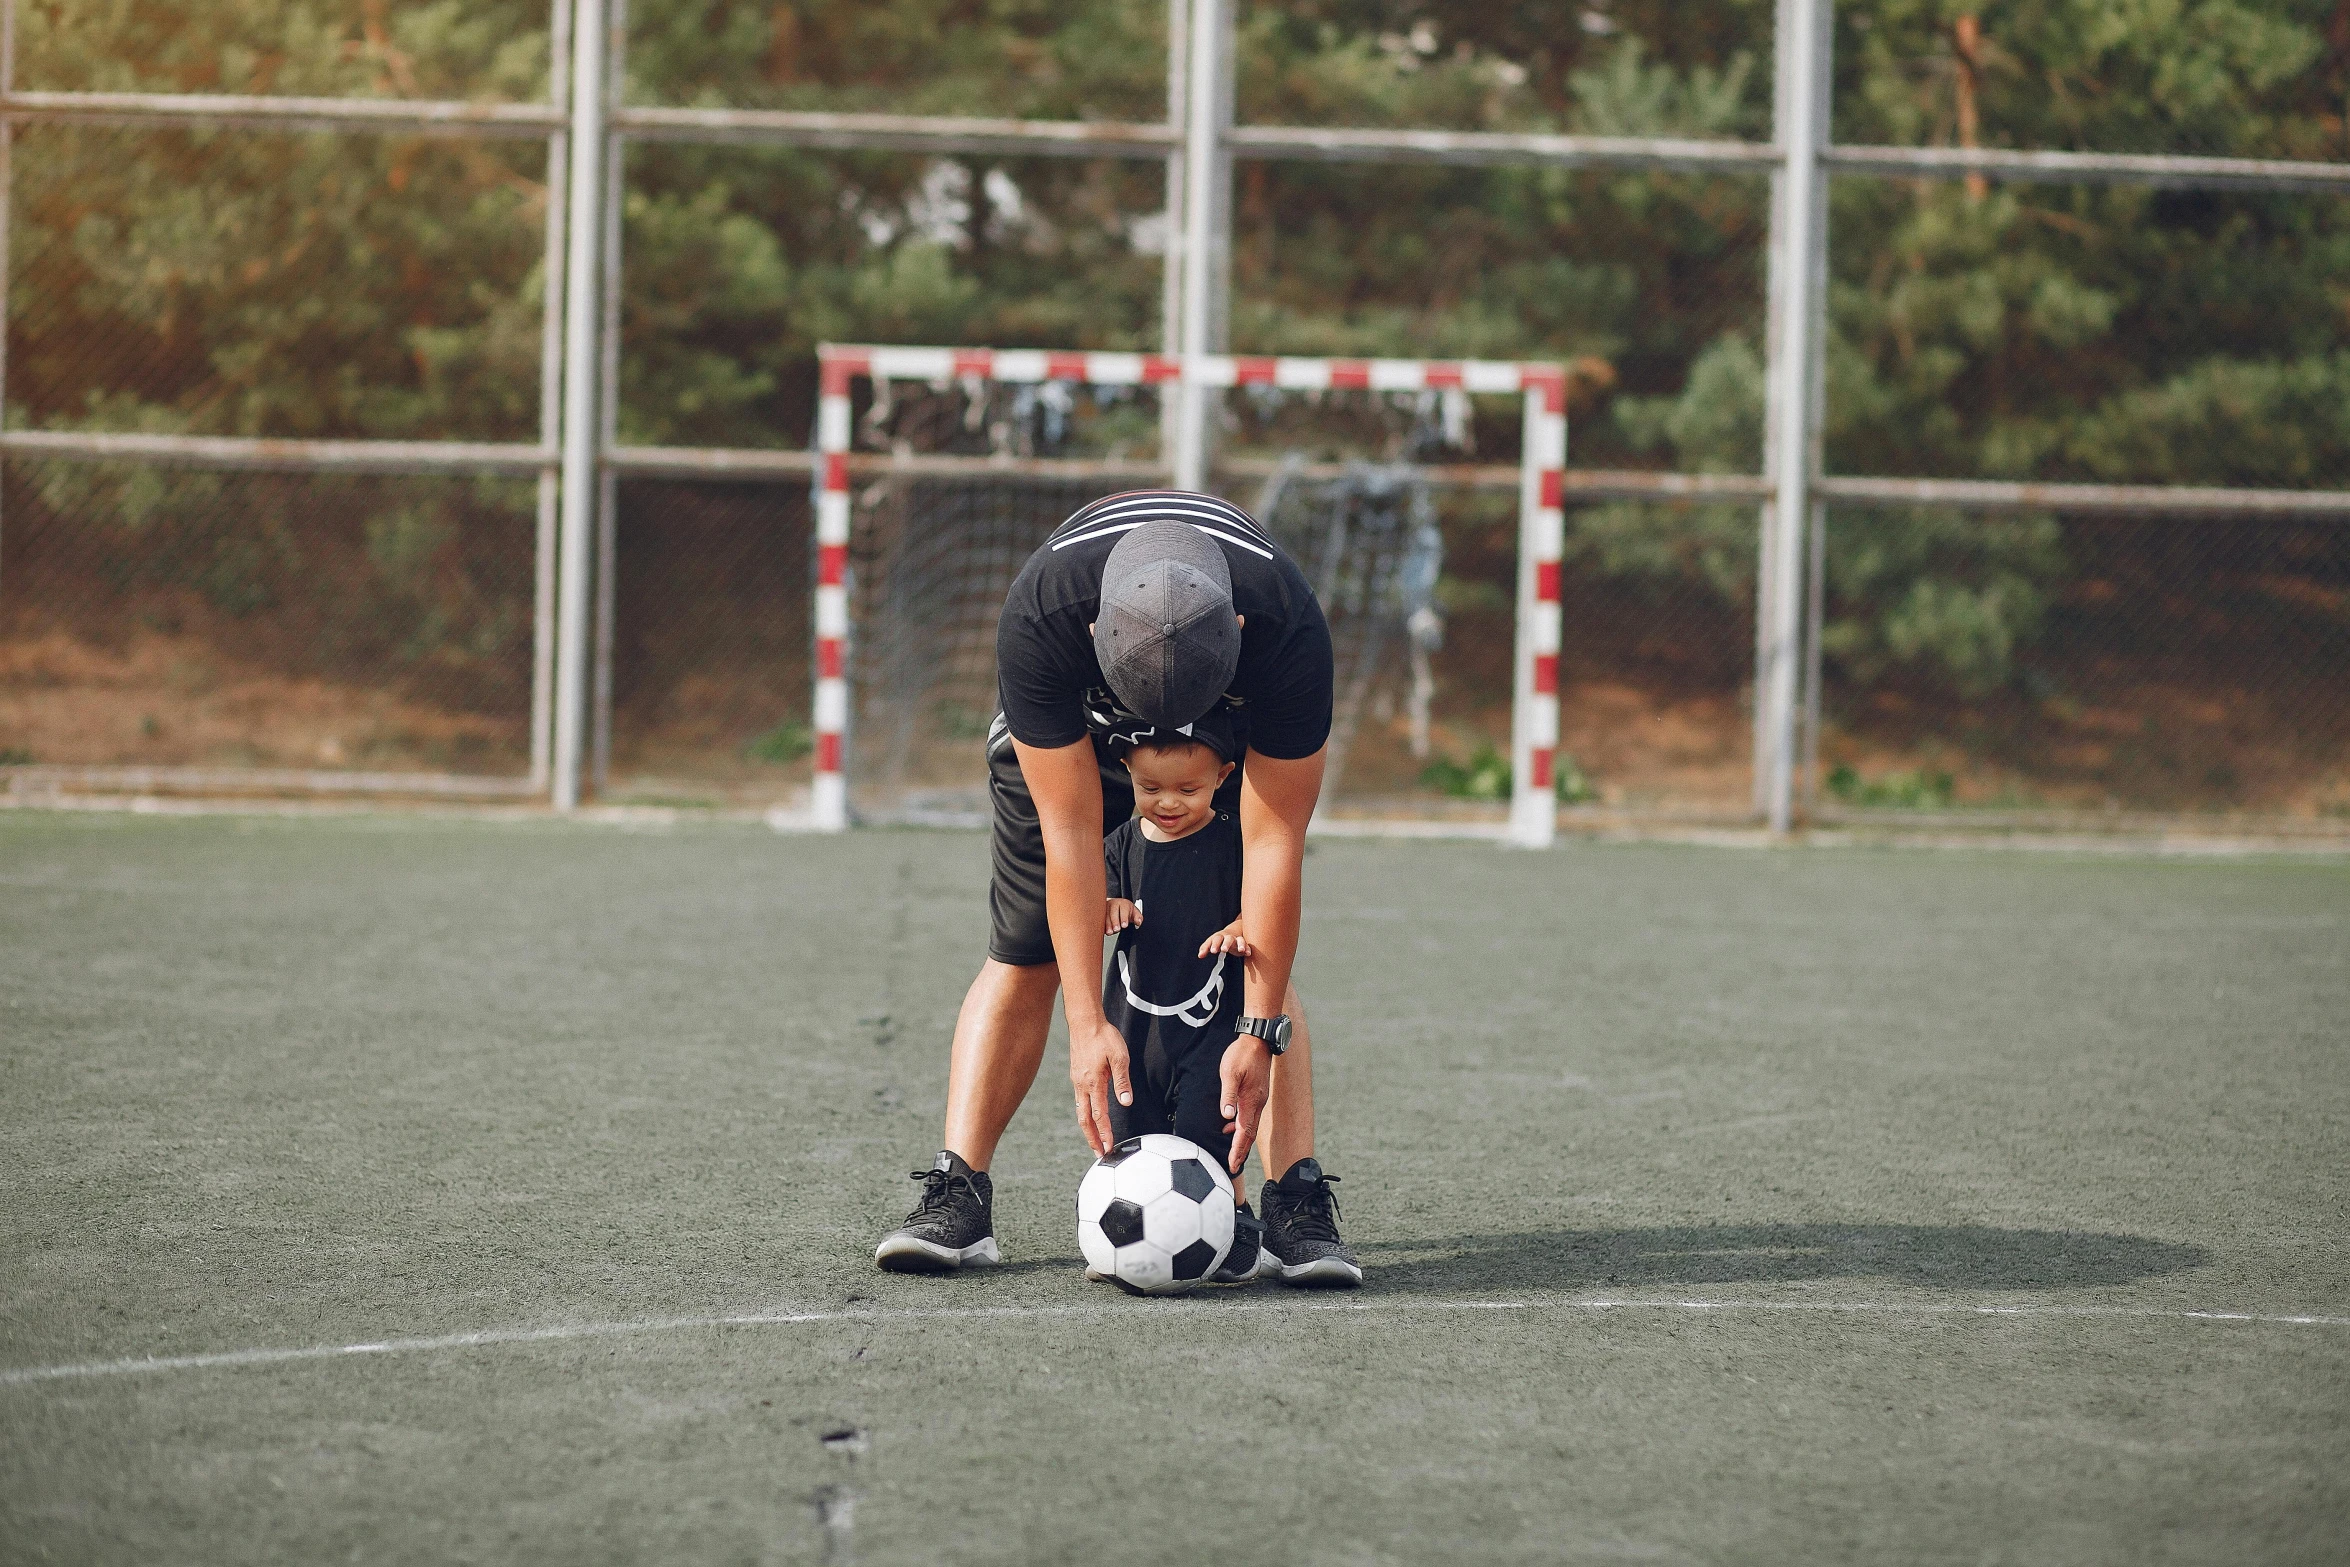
xmin=1100 ymin=806 xmax=1243 ymax=1155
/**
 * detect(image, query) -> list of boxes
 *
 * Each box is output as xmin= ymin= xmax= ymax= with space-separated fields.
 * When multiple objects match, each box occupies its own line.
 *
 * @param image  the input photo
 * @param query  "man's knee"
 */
xmin=974 ymin=956 xmax=1062 ymax=997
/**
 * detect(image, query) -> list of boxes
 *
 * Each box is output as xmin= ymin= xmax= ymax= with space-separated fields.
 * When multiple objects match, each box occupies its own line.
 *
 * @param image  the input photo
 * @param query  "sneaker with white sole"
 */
xmin=1259 ymin=1158 xmax=1362 ymax=1287
xmin=874 ymin=1152 xmax=1000 ymax=1273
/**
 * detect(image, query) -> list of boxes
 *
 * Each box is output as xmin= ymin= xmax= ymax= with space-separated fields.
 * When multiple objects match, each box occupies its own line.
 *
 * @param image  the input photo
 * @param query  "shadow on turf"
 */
xmin=1352 ymin=1224 xmax=2209 ymax=1295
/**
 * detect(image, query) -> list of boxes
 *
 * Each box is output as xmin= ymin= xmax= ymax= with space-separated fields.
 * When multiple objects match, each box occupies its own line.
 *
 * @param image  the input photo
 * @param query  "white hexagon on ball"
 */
xmin=1114 ymin=1237 xmax=1177 ymax=1293
xmin=1141 ymin=1189 xmax=1205 ymax=1253
xmin=1110 ymin=1147 xmax=1173 ymax=1206
xmin=1076 ymin=1161 xmax=1117 ymax=1224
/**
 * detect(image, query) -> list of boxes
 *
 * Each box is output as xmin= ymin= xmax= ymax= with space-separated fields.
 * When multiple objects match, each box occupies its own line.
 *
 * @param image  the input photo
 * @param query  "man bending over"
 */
xmin=873 ymin=492 xmax=1360 ymax=1286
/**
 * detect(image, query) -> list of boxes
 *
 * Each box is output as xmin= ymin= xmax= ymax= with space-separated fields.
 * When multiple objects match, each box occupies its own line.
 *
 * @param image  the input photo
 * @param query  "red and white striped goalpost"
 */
xmin=813 ymin=345 xmax=1567 ymax=848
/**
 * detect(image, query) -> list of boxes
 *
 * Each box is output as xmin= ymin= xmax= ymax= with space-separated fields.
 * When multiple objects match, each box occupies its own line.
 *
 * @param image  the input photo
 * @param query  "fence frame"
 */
xmin=3 ymin=0 xmax=2348 ymax=824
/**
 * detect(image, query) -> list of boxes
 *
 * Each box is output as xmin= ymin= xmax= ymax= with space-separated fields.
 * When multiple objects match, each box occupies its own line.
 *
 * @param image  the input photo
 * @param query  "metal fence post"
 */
xmin=1758 ymin=0 xmax=1831 ymax=833
xmin=1800 ymin=497 xmax=1828 ymax=806
xmin=0 ymin=0 xmax=16 ymax=608
xmin=1158 ymin=0 xmax=1187 ymax=470
xmin=1751 ymin=39 xmax=1788 ymax=820
xmin=530 ymin=0 xmax=572 ymax=796
xmin=590 ymin=0 xmax=628 ymax=795
xmin=1172 ymin=0 xmax=1232 ymax=492
xmin=552 ymin=0 xmax=608 ymax=811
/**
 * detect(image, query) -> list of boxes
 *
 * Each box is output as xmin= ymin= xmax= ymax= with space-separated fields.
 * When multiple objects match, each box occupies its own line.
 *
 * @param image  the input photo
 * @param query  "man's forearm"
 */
xmin=1043 ymin=819 xmax=1111 ymax=1030
xmin=1012 ymin=736 xmax=1113 ymax=1032
xmin=1236 ymin=746 xmax=1324 ymax=1018
xmin=1238 ymin=855 xmax=1302 ymax=1019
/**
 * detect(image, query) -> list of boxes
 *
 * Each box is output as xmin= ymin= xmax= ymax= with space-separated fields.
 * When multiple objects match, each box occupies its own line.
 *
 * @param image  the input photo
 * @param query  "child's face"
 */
xmin=1127 ymin=743 xmax=1233 ymax=838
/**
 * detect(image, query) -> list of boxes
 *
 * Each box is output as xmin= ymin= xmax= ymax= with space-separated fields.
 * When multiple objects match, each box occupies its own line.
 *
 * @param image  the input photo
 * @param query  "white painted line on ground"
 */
xmin=5 ymin=1294 xmax=2345 ymax=1388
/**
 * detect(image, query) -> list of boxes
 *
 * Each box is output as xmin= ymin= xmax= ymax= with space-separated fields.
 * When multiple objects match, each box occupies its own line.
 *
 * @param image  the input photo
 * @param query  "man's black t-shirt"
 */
xmin=1102 ymin=809 xmax=1245 ymax=1066
xmin=995 ymin=491 xmax=1335 ymax=760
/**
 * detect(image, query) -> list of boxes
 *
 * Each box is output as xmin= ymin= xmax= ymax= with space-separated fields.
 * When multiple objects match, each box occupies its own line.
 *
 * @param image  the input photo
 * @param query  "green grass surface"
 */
xmin=3 ymin=812 xmax=2346 ymax=1564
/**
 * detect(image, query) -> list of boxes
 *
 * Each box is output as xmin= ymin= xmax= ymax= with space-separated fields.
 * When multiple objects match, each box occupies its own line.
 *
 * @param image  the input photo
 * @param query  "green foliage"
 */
xmin=15 ymin=1 xmax=2348 ymax=710
xmin=744 ymin=721 xmax=813 ymax=764
xmin=1823 ymin=508 xmax=2067 ymax=694
xmin=1421 ymin=742 xmax=1595 ymax=803
xmin=1552 ymin=751 xmax=1597 ymax=805
xmin=1421 ymin=742 xmax=1512 ymax=800
xmin=1576 ymin=332 xmax=1766 ymax=604
xmin=1827 ymin=764 xmax=1956 ymax=809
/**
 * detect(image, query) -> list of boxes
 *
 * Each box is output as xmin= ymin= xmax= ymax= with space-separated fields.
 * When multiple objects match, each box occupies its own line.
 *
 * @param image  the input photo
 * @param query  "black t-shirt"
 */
xmin=1102 ymin=810 xmax=1245 ymax=1061
xmin=996 ymin=491 xmax=1335 ymax=760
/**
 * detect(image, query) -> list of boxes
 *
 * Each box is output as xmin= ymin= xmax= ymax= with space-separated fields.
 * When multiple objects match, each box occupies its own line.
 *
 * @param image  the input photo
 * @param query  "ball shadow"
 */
xmin=1357 ymin=1224 xmax=2209 ymax=1295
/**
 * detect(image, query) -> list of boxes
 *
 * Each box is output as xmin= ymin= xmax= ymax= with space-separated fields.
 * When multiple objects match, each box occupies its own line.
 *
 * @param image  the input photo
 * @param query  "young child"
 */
xmin=1097 ymin=708 xmax=1268 ymax=1283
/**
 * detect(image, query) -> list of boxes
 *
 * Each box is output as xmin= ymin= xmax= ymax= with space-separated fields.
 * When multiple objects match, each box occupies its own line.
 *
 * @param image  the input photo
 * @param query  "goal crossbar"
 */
xmin=812 ymin=343 xmax=1568 ymax=847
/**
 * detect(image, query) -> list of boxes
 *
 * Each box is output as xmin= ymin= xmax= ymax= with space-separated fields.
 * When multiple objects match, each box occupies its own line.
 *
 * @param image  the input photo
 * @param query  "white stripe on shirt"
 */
xmin=1050 ymin=519 xmax=1275 ymax=560
xmin=1059 ymin=491 xmax=1273 ymax=545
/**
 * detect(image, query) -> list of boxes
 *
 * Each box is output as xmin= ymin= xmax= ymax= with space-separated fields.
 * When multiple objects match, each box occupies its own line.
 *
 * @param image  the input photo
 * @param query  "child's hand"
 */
xmin=1105 ymin=897 xmax=1143 ymax=935
xmin=1198 ymin=919 xmax=1252 ymax=959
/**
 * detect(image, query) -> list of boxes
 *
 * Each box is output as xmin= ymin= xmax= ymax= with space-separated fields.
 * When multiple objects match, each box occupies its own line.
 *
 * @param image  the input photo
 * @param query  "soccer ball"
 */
xmin=1077 ymin=1133 xmax=1236 ymax=1295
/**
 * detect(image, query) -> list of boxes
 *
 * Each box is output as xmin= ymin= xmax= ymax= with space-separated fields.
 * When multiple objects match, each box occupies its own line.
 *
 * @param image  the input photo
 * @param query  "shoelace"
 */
xmin=907 ymin=1167 xmax=982 ymax=1220
xmin=1282 ymin=1174 xmax=1343 ymax=1244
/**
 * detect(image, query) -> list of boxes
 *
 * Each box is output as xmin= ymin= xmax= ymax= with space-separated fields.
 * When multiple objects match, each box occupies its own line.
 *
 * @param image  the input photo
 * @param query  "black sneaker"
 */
xmin=874 ymin=1152 xmax=1000 ymax=1273
xmin=1209 ymin=1202 xmax=1266 ymax=1285
xmin=1259 ymin=1158 xmax=1362 ymax=1287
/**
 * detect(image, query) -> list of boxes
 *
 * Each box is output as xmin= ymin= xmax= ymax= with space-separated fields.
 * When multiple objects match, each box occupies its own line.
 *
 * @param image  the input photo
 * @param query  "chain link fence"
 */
xmin=2 ymin=461 xmax=537 ymax=785
xmin=3 ymin=53 xmax=555 ymax=799
xmin=6 ymin=1 xmax=2346 ymax=835
xmin=601 ymin=477 xmax=809 ymax=804
xmin=1812 ymin=507 xmax=2350 ymax=820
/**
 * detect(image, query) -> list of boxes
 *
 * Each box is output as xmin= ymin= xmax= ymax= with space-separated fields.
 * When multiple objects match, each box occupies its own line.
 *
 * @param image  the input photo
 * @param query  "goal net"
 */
xmin=811 ymin=346 xmax=1567 ymax=845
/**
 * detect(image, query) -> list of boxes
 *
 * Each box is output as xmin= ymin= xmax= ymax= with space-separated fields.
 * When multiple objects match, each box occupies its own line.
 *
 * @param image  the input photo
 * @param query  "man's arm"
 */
xmin=1012 ymin=735 xmax=1133 ymax=1157
xmin=1218 ymin=745 xmax=1326 ymax=1172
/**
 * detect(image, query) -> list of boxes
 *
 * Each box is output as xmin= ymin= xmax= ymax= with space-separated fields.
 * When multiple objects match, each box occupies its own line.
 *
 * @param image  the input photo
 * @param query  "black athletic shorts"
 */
xmin=985 ymin=712 xmax=1245 ymax=967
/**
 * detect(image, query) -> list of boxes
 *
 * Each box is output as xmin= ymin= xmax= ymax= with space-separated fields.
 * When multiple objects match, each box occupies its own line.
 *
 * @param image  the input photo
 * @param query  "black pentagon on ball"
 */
xmin=1101 ymin=1137 xmax=1145 ymax=1168
xmin=1171 ymin=1239 xmax=1219 ymax=1281
xmin=1167 ymin=1157 xmax=1216 ymax=1202
xmin=1098 ymin=1197 xmax=1146 ymax=1248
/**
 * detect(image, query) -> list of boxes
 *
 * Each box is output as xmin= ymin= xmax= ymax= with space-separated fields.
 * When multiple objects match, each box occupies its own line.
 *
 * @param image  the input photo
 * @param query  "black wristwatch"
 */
xmin=1237 ymin=1014 xmax=1292 ymax=1055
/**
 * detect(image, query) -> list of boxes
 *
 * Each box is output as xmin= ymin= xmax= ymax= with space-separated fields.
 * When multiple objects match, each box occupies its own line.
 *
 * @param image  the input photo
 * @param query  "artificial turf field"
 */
xmin=2 ymin=811 xmax=2345 ymax=1565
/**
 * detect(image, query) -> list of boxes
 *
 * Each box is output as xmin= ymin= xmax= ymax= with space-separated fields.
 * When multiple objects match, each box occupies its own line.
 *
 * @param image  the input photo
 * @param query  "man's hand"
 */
xmin=1105 ymin=897 xmax=1143 ymax=935
xmin=1199 ymin=919 xmax=1252 ymax=959
xmin=1217 ymin=1034 xmax=1273 ymax=1174
xmin=1069 ymin=1015 xmax=1134 ymax=1158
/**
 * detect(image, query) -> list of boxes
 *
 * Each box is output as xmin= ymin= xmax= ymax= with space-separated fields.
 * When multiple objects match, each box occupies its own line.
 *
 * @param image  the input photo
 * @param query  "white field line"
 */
xmin=5 ymin=1295 xmax=2346 ymax=1388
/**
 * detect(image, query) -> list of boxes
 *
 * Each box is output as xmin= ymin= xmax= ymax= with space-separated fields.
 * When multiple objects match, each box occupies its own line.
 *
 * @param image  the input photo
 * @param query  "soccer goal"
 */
xmin=811 ymin=345 xmax=1568 ymax=847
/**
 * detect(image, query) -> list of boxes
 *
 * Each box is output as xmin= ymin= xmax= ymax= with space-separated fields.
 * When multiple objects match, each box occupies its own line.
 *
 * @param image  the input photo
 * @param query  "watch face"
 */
xmin=1272 ymin=1015 xmax=1293 ymax=1048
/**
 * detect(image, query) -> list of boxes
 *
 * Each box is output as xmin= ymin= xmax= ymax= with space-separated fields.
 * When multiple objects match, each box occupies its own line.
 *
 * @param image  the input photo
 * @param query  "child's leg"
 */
xmin=1167 ymin=1035 xmax=1254 ymax=1186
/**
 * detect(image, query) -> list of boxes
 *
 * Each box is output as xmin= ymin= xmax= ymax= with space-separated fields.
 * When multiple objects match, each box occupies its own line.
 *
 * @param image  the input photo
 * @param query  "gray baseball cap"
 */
xmin=1092 ymin=519 xmax=1241 ymax=728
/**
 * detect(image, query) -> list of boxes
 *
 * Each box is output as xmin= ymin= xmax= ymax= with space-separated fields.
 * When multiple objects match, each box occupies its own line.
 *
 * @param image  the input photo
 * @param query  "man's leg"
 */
xmin=876 ymin=721 xmax=1124 ymax=1273
xmin=1256 ymin=982 xmax=1315 ymax=1181
xmin=1253 ymin=986 xmax=1359 ymax=1286
xmin=875 ymin=961 xmax=1058 ymax=1273
xmin=941 ymin=958 xmax=1061 ymax=1171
